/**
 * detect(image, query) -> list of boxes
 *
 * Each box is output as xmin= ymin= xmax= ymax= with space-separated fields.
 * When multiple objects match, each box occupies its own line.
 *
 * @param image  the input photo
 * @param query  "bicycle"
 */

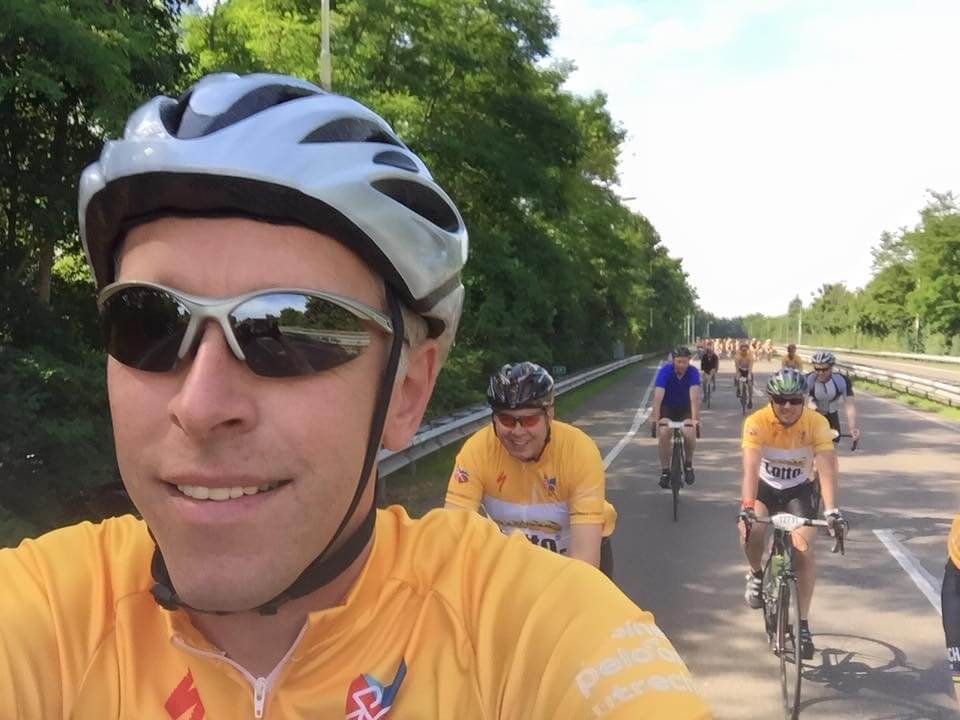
xmin=736 ymin=371 xmax=753 ymax=415
xmin=702 ymin=374 xmax=712 ymax=409
xmin=652 ymin=420 xmax=699 ymax=522
xmin=749 ymin=513 xmax=845 ymax=720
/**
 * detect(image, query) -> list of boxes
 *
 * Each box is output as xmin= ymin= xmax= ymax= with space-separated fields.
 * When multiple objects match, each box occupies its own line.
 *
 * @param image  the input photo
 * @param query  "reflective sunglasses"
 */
xmin=494 ymin=411 xmax=544 ymax=429
xmin=770 ymin=396 xmax=805 ymax=406
xmin=814 ymin=366 xmax=832 ymax=373
xmin=98 ymin=281 xmax=393 ymax=378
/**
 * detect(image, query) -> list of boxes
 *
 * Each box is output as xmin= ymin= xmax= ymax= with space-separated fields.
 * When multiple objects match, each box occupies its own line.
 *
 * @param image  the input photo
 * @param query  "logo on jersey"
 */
xmin=543 ymin=476 xmax=557 ymax=493
xmin=496 ymin=471 xmax=507 ymax=493
xmin=345 ymin=659 xmax=407 ymax=720
xmin=454 ymin=466 xmax=470 ymax=483
xmin=165 ymin=670 xmax=205 ymax=720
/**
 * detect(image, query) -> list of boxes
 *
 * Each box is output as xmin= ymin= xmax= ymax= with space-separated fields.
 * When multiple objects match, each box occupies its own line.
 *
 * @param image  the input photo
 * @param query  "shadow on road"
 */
xmin=799 ymin=633 xmax=956 ymax=719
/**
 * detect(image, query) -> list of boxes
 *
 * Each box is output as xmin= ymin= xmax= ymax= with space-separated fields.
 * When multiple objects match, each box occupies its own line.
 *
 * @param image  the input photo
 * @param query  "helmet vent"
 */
xmin=301 ymin=118 xmax=402 ymax=146
xmin=371 ymin=178 xmax=459 ymax=232
xmin=373 ymin=150 xmax=419 ymax=173
xmin=176 ymin=85 xmax=319 ymax=139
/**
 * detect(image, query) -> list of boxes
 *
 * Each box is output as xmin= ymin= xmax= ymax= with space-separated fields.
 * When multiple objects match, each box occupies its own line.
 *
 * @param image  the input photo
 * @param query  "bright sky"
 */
xmin=549 ymin=0 xmax=960 ymax=317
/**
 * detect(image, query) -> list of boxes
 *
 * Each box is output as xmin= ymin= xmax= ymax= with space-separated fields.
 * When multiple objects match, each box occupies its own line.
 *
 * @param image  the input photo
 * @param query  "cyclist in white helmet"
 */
xmin=0 ymin=73 xmax=710 ymax=719
xmin=806 ymin=350 xmax=861 ymax=471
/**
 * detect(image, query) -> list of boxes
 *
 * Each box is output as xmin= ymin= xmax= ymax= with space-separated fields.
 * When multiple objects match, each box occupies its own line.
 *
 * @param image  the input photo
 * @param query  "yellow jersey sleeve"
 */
xmin=949 ymin=516 xmax=960 ymax=569
xmin=741 ymin=412 xmax=763 ymax=450
xmin=567 ymin=429 xmax=606 ymax=526
xmin=0 ymin=517 xmax=150 ymax=718
xmin=809 ymin=412 xmax=835 ymax=452
xmin=444 ymin=431 xmax=486 ymax=511
xmin=460 ymin=523 xmax=711 ymax=719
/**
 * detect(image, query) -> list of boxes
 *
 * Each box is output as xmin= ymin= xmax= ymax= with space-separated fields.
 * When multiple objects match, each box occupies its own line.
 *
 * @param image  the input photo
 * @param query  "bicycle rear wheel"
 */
xmin=740 ymin=380 xmax=748 ymax=415
xmin=704 ymin=380 xmax=711 ymax=408
xmin=778 ymin=576 xmax=802 ymax=720
xmin=671 ymin=436 xmax=683 ymax=522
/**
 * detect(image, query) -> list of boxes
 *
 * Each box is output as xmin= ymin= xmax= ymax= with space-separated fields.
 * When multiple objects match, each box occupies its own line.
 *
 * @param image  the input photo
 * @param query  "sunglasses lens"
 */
xmin=772 ymin=396 xmax=804 ymax=406
xmin=496 ymin=412 xmax=541 ymax=428
xmin=101 ymin=286 xmax=189 ymax=372
xmin=231 ymin=293 xmax=372 ymax=378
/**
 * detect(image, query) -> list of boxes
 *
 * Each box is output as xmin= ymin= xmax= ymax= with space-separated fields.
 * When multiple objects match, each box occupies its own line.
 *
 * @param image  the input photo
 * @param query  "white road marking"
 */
xmin=874 ymin=529 xmax=942 ymax=615
xmin=603 ymin=363 xmax=661 ymax=469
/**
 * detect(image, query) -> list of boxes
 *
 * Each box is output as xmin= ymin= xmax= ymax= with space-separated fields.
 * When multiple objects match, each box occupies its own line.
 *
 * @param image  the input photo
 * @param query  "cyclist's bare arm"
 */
xmin=689 ymin=385 xmax=701 ymax=423
xmin=651 ymin=387 xmax=665 ymax=424
xmin=844 ymin=397 xmax=860 ymax=439
xmin=740 ymin=447 xmax=762 ymax=508
xmin=569 ymin=523 xmax=602 ymax=568
xmin=813 ymin=447 xmax=838 ymax=510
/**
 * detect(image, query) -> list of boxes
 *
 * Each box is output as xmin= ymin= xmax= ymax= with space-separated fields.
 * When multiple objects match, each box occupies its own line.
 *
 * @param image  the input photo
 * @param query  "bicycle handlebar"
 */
xmin=751 ymin=512 xmax=846 ymax=555
xmin=651 ymin=419 xmax=701 ymax=438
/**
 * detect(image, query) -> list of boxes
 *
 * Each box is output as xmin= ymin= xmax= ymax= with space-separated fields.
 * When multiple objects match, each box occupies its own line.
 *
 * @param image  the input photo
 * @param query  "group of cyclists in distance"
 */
xmin=2 ymin=69 xmax=956 ymax=719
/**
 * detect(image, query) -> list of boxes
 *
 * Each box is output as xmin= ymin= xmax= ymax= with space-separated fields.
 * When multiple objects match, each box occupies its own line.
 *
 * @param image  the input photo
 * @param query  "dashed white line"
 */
xmin=873 ymin=529 xmax=942 ymax=615
xmin=603 ymin=363 xmax=661 ymax=469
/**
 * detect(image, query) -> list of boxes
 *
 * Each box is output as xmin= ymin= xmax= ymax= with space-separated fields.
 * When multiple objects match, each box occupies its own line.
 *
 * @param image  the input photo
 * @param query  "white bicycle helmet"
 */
xmin=79 ymin=72 xmax=467 ymax=355
xmin=811 ymin=350 xmax=836 ymax=366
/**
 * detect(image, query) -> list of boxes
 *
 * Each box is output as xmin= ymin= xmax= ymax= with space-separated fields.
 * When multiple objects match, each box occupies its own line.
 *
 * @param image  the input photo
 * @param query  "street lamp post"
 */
xmin=320 ymin=0 xmax=331 ymax=90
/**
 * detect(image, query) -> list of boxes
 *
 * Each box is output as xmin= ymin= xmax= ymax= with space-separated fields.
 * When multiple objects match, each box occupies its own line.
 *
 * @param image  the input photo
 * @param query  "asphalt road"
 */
xmin=567 ymin=358 xmax=959 ymax=720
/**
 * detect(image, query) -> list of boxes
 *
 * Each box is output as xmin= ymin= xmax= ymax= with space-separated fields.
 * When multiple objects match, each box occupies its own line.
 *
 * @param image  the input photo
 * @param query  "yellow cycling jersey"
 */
xmin=742 ymin=405 xmax=835 ymax=490
xmin=949 ymin=515 xmax=960 ymax=569
xmin=0 ymin=507 xmax=710 ymax=720
xmin=446 ymin=421 xmax=616 ymax=556
xmin=781 ymin=356 xmax=804 ymax=372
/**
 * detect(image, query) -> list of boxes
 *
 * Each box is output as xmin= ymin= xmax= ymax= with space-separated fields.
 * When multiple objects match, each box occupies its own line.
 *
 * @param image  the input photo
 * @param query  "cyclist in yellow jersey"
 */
xmin=738 ymin=369 xmax=848 ymax=660
xmin=733 ymin=342 xmax=755 ymax=407
xmin=943 ymin=517 xmax=960 ymax=707
xmin=0 ymin=73 xmax=710 ymax=719
xmin=781 ymin=343 xmax=803 ymax=371
xmin=445 ymin=362 xmax=617 ymax=578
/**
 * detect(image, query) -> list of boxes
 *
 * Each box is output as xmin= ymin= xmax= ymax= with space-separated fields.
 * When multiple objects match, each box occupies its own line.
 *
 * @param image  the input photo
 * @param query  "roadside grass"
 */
xmin=381 ymin=364 xmax=641 ymax=517
xmin=859 ymin=379 xmax=960 ymax=421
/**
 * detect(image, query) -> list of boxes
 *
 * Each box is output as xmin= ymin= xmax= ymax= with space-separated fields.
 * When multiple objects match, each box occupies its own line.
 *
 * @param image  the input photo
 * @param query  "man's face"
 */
xmin=771 ymin=395 xmax=805 ymax=425
xmin=814 ymin=365 xmax=833 ymax=380
xmin=108 ymin=217 xmax=392 ymax=611
xmin=493 ymin=406 xmax=552 ymax=462
xmin=673 ymin=355 xmax=690 ymax=374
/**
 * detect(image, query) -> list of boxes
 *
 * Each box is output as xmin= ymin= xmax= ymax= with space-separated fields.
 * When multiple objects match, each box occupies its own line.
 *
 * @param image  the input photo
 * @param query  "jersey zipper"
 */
xmin=171 ymin=623 xmax=307 ymax=718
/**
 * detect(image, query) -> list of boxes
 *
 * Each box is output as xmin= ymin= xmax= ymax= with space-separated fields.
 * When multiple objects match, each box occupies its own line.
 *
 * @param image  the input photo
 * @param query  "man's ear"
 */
xmin=381 ymin=340 xmax=440 ymax=451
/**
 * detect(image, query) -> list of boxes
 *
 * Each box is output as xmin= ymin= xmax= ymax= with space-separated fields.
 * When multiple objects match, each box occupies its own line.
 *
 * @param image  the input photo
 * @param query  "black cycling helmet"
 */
xmin=487 ymin=362 xmax=555 ymax=410
xmin=673 ymin=346 xmax=692 ymax=358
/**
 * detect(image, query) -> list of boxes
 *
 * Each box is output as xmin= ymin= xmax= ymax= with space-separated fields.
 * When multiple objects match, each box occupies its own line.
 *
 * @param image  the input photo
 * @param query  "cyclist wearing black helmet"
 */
xmin=652 ymin=347 xmax=701 ymax=488
xmin=445 ymin=363 xmax=617 ymax=578
xmin=0 ymin=73 xmax=710 ymax=718
xmin=738 ymin=369 xmax=847 ymax=659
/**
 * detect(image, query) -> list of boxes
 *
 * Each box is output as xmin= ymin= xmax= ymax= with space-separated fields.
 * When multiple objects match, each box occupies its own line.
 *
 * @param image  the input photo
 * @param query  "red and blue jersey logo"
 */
xmin=345 ymin=659 xmax=407 ymax=720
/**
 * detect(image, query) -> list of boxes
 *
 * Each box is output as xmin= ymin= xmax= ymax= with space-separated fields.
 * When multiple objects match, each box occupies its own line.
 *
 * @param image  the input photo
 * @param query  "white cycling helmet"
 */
xmin=78 ymin=72 xmax=468 ymax=355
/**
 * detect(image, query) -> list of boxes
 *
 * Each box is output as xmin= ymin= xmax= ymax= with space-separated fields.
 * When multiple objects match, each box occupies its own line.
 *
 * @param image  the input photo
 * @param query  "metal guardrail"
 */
xmin=795 ymin=344 xmax=960 ymax=366
xmin=378 ymin=351 xmax=664 ymax=476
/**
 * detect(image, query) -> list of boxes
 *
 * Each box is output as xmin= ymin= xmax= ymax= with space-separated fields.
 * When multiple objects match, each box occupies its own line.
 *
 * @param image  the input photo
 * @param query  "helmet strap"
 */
xmin=150 ymin=285 xmax=406 ymax=615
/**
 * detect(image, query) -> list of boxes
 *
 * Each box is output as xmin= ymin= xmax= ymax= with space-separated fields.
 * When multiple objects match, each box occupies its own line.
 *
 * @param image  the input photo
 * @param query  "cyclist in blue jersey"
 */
xmin=651 ymin=347 xmax=701 ymax=488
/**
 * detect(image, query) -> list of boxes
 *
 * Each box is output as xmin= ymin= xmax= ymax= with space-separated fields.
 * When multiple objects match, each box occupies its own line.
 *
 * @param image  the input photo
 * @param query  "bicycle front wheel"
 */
xmin=778 ymin=576 xmax=802 ymax=720
xmin=671 ymin=436 xmax=683 ymax=522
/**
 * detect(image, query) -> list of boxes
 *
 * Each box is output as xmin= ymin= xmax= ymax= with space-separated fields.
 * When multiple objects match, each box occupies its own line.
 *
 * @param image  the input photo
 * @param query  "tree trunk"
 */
xmin=35 ymin=97 xmax=72 ymax=306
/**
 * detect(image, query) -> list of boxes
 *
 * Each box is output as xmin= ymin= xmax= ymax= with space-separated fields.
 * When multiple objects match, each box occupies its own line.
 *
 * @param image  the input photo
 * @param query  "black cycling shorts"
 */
xmin=756 ymin=480 xmax=818 ymax=520
xmin=943 ymin=558 xmax=960 ymax=675
xmin=701 ymin=358 xmax=718 ymax=373
xmin=600 ymin=536 xmax=614 ymax=581
xmin=737 ymin=368 xmax=750 ymax=378
xmin=660 ymin=404 xmax=692 ymax=422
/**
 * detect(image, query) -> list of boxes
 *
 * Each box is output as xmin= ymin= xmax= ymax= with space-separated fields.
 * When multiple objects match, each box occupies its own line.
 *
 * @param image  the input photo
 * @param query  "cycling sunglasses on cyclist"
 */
xmin=770 ymin=396 xmax=805 ymax=406
xmin=98 ymin=281 xmax=393 ymax=378
xmin=813 ymin=365 xmax=832 ymax=373
xmin=494 ymin=411 xmax=544 ymax=429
